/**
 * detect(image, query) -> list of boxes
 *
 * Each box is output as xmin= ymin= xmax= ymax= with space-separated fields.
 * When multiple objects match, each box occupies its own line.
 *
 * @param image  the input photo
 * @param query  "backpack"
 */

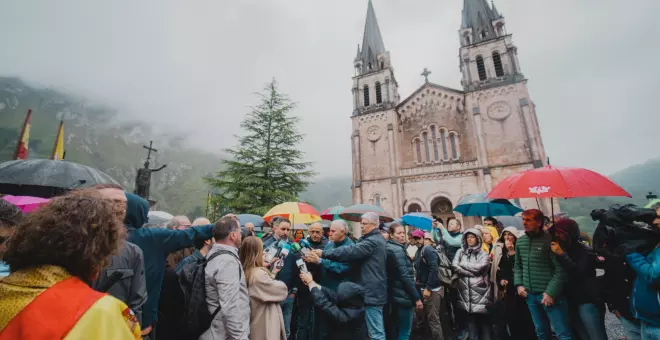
xmin=178 ymin=250 xmax=242 ymax=338
xmin=423 ymin=245 xmax=457 ymax=288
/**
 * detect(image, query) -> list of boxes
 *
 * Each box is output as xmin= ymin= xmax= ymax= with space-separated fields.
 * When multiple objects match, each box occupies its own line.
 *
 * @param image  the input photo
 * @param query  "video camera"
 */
xmin=591 ymin=204 xmax=660 ymax=257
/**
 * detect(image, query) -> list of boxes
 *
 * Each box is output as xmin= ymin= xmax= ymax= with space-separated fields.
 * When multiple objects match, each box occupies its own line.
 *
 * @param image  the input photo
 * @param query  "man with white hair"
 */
xmin=169 ymin=215 xmax=192 ymax=230
xmin=305 ymin=219 xmax=355 ymax=340
xmin=314 ymin=212 xmax=388 ymax=340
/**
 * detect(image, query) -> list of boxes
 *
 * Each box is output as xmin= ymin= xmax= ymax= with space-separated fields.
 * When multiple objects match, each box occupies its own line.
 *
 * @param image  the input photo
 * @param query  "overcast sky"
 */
xmin=1 ymin=0 xmax=658 ymax=178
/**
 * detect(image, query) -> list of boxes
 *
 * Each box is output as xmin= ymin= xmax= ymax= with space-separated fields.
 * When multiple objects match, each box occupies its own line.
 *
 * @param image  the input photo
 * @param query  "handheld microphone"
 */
xmin=299 ymin=239 xmax=313 ymax=256
xmin=279 ymin=243 xmax=292 ymax=259
xmin=296 ymin=258 xmax=309 ymax=273
xmin=264 ymin=240 xmax=287 ymax=263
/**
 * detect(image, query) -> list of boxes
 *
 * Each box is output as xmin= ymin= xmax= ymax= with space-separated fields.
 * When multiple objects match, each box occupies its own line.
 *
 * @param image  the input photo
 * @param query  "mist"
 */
xmin=1 ymin=0 xmax=658 ymax=177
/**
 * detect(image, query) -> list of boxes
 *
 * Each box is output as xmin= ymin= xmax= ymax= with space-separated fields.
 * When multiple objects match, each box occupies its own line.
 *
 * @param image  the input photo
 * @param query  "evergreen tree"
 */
xmin=206 ymin=79 xmax=315 ymax=215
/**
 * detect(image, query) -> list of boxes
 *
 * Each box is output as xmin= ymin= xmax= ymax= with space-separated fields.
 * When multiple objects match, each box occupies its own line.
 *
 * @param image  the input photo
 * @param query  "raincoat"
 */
xmin=452 ymin=228 xmax=492 ymax=314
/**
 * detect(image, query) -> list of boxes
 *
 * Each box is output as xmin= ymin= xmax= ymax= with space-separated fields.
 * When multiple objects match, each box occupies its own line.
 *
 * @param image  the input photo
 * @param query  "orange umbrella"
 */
xmin=263 ymin=202 xmax=322 ymax=225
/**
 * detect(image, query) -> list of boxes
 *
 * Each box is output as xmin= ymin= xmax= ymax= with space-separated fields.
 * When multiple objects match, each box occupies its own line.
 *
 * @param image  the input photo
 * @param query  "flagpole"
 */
xmin=50 ymin=120 xmax=64 ymax=160
xmin=13 ymin=109 xmax=32 ymax=160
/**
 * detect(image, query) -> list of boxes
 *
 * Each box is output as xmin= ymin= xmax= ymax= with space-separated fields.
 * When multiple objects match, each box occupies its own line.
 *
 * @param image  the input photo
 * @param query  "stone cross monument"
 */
xmin=134 ymin=141 xmax=166 ymax=201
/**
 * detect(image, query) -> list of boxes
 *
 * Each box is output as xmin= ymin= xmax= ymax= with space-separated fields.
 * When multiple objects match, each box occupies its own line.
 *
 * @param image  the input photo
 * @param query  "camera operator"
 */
xmin=625 ymin=205 xmax=660 ymax=339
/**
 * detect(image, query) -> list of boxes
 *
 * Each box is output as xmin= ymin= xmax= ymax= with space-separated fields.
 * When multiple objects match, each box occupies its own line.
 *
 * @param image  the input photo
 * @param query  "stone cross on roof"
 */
xmin=421 ymin=68 xmax=431 ymax=83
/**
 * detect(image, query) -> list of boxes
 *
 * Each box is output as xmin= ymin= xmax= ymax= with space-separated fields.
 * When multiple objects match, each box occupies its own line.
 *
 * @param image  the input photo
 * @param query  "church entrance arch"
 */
xmin=430 ymin=196 xmax=455 ymax=225
xmin=408 ymin=203 xmax=422 ymax=213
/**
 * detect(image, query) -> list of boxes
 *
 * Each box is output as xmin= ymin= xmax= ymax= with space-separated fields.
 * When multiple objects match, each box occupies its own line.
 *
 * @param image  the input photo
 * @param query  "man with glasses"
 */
xmin=0 ymin=198 xmax=22 ymax=278
xmin=314 ymin=212 xmax=388 ymax=340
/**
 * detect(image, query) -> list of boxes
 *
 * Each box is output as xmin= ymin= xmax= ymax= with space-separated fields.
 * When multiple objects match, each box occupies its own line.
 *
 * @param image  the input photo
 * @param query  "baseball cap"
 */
xmin=411 ymin=230 xmax=424 ymax=238
xmin=424 ymin=232 xmax=434 ymax=241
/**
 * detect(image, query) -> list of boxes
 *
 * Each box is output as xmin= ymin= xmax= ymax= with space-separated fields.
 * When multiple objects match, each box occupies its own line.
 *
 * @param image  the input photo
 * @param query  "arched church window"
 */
xmin=408 ymin=203 xmax=422 ymax=213
xmin=375 ymin=82 xmax=383 ymax=104
xmin=480 ymin=30 xmax=487 ymax=40
xmin=363 ymin=85 xmax=370 ymax=106
xmin=476 ymin=56 xmax=487 ymax=81
xmin=493 ymin=52 xmax=504 ymax=77
xmin=374 ymin=194 xmax=381 ymax=207
xmin=414 ymin=139 xmax=422 ymax=163
xmin=440 ymin=129 xmax=449 ymax=160
xmin=450 ymin=133 xmax=459 ymax=159
xmin=422 ymin=132 xmax=430 ymax=162
xmin=431 ymin=128 xmax=439 ymax=161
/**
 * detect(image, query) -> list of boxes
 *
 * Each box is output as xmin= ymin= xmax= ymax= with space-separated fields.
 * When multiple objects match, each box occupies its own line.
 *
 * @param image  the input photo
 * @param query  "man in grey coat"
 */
xmin=80 ymin=184 xmax=148 ymax=325
xmin=201 ymin=216 xmax=250 ymax=340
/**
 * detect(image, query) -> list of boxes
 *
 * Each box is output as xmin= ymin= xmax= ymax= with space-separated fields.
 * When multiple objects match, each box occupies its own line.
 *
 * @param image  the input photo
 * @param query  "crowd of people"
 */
xmin=1 ymin=184 xmax=660 ymax=340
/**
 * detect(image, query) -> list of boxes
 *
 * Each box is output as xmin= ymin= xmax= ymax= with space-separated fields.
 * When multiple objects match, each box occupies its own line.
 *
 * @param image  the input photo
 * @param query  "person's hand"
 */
xmin=304 ymin=252 xmax=321 ymax=264
xmin=437 ymin=223 xmax=445 ymax=229
xmin=300 ymin=272 xmax=313 ymax=285
xmin=415 ymin=300 xmax=423 ymax=311
xmin=423 ymin=289 xmax=431 ymax=299
xmin=541 ymin=292 xmax=555 ymax=306
xmin=313 ymin=249 xmax=323 ymax=257
xmin=550 ymin=242 xmax=564 ymax=255
xmin=141 ymin=325 xmax=152 ymax=335
xmin=517 ymin=286 xmax=527 ymax=298
xmin=500 ymin=279 xmax=508 ymax=287
xmin=505 ymin=240 xmax=514 ymax=252
xmin=272 ymin=259 xmax=284 ymax=274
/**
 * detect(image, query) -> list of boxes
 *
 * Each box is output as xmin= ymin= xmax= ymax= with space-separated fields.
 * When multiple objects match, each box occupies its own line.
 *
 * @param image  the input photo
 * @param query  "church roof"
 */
xmin=356 ymin=0 xmax=386 ymax=65
xmin=396 ymin=82 xmax=464 ymax=110
xmin=461 ymin=0 xmax=502 ymax=44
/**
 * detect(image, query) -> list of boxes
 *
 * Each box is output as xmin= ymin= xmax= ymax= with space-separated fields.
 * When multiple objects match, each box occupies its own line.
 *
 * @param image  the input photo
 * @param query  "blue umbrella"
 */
xmin=237 ymin=214 xmax=265 ymax=231
xmin=401 ymin=212 xmax=433 ymax=231
xmin=454 ymin=192 xmax=523 ymax=217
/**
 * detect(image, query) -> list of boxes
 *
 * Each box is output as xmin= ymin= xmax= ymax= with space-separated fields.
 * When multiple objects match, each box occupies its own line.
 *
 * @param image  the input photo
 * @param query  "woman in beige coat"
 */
xmin=240 ymin=236 xmax=288 ymax=340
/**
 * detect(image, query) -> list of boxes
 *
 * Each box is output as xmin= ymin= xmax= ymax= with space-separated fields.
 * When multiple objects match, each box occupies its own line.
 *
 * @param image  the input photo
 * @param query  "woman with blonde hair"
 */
xmin=240 ymin=236 xmax=288 ymax=340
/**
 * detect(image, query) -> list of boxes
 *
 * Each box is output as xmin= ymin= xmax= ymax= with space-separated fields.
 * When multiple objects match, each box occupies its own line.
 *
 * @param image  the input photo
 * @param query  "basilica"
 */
xmin=350 ymin=0 xmax=549 ymax=224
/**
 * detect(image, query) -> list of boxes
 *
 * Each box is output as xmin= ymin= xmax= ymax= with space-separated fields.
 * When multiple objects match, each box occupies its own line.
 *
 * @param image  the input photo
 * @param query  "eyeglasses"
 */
xmin=309 ymin=230 xmax=322 ymax=234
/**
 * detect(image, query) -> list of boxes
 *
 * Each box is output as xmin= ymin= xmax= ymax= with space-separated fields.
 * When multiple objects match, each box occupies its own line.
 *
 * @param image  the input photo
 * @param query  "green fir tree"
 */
xmin=206 ymin=79 xmax=315 ymax=215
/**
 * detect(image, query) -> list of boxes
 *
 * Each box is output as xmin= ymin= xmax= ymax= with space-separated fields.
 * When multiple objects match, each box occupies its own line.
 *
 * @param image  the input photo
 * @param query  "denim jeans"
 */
xmin=573 ymin=303 xmax=607 ymax=340
xmin=365 ymin=305 xmax=386 ymax=340
xmin=642 ymin=321 xmax=660 ymax=340
xmin=397 ymin=307 xmax=414 ymax=340
xmin=619 ymin=316 xmax=642 ymax=340
xmin=280 ymin=295 xmax=295 ymax=339
xmin=525 ymin=292 xmax=572 ymax=340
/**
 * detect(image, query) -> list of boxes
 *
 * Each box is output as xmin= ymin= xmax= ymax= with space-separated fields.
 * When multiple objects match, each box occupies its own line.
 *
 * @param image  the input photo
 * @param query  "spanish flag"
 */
xmin=12 ymin=109 xmax=32 ymax=160
xmin=50 ymin=120 xmax=65 ymax=160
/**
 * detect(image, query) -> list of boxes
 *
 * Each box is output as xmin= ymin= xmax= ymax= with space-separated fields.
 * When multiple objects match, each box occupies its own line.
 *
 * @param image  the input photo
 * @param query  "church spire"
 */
xmin=461 ymin=0 xmax=501 ymax=44
xmin=357 ymin=0 xmax=386 ymax=71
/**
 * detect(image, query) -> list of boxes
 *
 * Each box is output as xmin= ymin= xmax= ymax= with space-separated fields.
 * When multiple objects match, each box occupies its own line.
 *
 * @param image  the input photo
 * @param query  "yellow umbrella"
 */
xmin=263 ymin=202 xmax=322 ymax=225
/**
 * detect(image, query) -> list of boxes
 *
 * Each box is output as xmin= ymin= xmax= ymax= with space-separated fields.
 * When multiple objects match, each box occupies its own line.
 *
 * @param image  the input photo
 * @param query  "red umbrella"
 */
xmin=486 ymin=165 xmax=631 ymax=199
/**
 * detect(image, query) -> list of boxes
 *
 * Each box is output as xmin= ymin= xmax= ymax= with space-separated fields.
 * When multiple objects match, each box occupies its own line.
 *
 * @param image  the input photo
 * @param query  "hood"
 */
xmin=483 ymin=226 xmax=499 ymax=244
xmin=462 ymin=227 xmax=483 ymax=253
xmin=336 ymin=281 xmax=365 ymax=308
xmin=498 ymin=226 xmax=521 ymax=243
xmin=554 ymin=218 xmax=580 ymax=245
xmin=124 ymin=192 xmax=149 ymax=229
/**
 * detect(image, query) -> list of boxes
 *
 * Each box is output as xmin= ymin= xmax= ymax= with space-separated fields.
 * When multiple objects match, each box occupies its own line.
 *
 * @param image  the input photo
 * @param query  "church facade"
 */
xmin=350 ymin=0 xmax=549 ymax=224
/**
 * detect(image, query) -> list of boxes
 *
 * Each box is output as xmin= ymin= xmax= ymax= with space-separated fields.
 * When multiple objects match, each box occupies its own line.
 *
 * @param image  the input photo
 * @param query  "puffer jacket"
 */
xmin=323 ymin=228 xmax=388 ymax=305
xmin=452 ymin=228 xmax=492 ymax=314
xmin=514 ymin=229 xmax=566 ymax=299
xmin=627 ymin=247 xmax=660 ymax=327
xmin=311 ymin=282 xmax=367 ymax=340
xmin=386 ymin=240 xmax=421 ymax=307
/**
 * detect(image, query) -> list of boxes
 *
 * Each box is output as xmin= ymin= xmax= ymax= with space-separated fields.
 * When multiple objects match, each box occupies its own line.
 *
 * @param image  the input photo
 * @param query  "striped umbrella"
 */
xmin=320 ymin=205 xmax=345 ymax=221
xmin=263 ymin=202 xmax=322 ymax=225
xmin=339 ymin=204 xmax=394 ymax=223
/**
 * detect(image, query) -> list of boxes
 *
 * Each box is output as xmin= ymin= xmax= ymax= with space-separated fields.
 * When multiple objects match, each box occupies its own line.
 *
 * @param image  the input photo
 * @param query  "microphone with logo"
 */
xmin=272 ymin=243 xmax=291 ymax=271
xmin=264 ymin=240 xmax=288 ymax=263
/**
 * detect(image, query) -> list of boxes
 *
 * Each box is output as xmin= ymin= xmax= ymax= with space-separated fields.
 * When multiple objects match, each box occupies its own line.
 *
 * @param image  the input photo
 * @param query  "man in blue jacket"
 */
xmin=123 ymin=193 xmax=214 ymax=339
xmin=314 ymin=212 xmax=388 ymax=340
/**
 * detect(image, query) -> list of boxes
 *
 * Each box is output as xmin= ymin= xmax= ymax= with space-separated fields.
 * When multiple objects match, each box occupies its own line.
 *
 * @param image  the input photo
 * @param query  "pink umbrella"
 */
xmin=2 ymin=195 xmax=50 ymax=213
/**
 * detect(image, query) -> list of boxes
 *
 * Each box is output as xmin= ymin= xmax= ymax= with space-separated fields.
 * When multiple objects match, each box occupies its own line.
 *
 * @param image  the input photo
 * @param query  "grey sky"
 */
xmin=1 ymin=0 xmax=658 ymax=178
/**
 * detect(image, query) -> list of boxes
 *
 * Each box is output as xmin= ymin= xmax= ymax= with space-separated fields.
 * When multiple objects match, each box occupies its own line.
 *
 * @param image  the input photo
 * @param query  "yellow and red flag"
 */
xmin=50 ymin=120 xmax=65 ymax=160
xmin=12 ymin=109 xmax=32 ymax=160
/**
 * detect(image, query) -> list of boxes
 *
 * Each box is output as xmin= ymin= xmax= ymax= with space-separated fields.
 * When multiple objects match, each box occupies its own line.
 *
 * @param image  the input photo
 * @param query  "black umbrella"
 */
xmin=0 ymin=159 xmax=120 ymax=198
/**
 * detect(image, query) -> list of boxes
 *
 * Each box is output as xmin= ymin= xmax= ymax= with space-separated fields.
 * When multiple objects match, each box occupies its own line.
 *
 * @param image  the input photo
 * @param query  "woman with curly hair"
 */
xmin=0 ymin=198 xmax=22 ymax=278
xmin=0 ymin=195 xmax=141 ymax=339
